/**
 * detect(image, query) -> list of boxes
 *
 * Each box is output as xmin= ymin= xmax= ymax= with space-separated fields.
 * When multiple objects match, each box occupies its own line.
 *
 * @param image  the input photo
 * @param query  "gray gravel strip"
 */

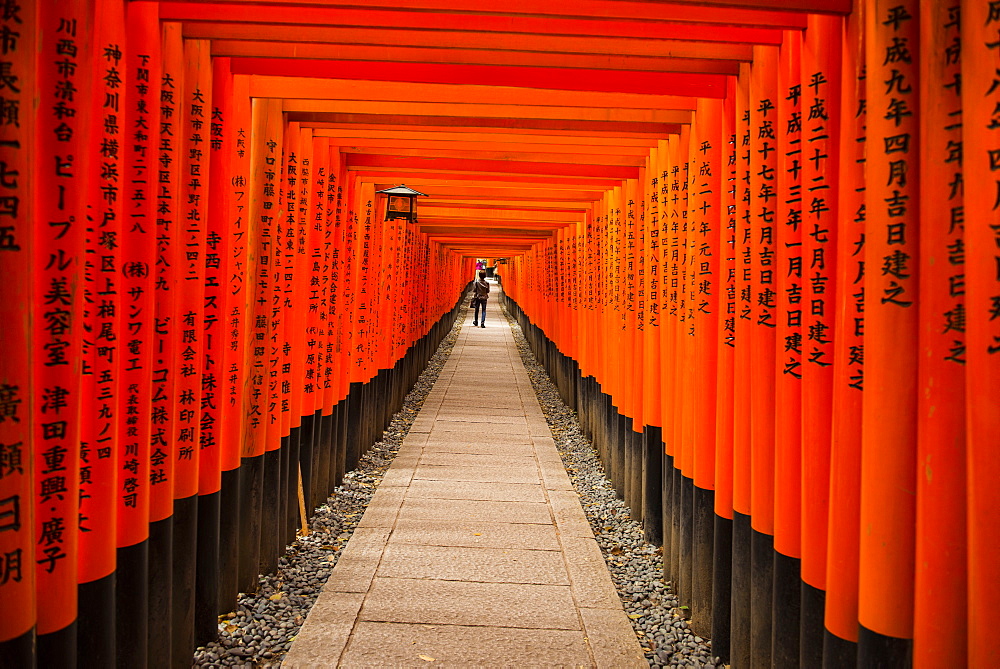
xmin=193 ymin=304 xmax=469 ymax=668
xmin=501 ymin=303 xmax=724 ymax=669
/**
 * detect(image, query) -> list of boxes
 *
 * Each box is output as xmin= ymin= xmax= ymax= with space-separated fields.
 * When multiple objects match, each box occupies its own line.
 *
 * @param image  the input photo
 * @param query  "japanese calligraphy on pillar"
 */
xmin=858 ymin=0 xmax=921 ymax=642
xmin=223 ymin=74 xmax=249 ymax=467
xmin=871 ymin=3 xmax=919 ymax=313
xmin=648 ymin=153 xmax=660 ymax=328
xmin=779 ymin=39 xmax=804 ymax=380
xmin=724 ymin=94 xmax=737 ymax=349
xmin=79 ymin=0 xmax=126 ymax=585
xmin=117 ymin=0 xmax=158 ymax=548
xmin=244 ymin=98 xmax=281 ymax=457
xmin=150 ymin=23 xmax=182 ymax=516
xmin=0 ymin=0 xmax=34 ymax=645
xmin=34 ymin=0 xmax=91 ymax=634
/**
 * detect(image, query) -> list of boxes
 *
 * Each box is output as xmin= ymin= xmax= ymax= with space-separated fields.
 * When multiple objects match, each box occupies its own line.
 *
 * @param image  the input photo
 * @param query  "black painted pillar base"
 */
xmin=37 ymin=622 xmax=75 ymax=669
xmin=626 ymin=424 xmax=643 ymax=522
xmin=171 ymin=494 xmax=197 ymax=669
xmin=237 ymin=453 xmax=263 ymax=593
xmin=661 ymin=454 xmax=674 ymax=586
xmin=678 ymin=475 xmax=694 ymax=607
xmin=691 ymin=485 xmax=714 ymax=638
xmin=195 ymin=490 xmax=220 ymax=647
xmin=611 ymin=405 xmax=628 ymax=501
xmin=801 ymin=580 xmax=826 ymax=668
xmin=116 ymin=540 xmax=148 ymax=668
xmin=771 ymin=551 xmax=801 ymax=668
xmin=641 ymin=426 xmax=663 ymax=546
xmin=749 ymin=528 xmax=774 ymax=668
xmin=730 ymin=511 xmax=752 ymax=668
xmin=823 ymin=628 xmax=858 ymax=669
xmin=217 ymin=467 xmax=240 ymax=614
xmin=669 ymin=465 xmax=681 ymax=594
xmin=711 ymin=514 xmax=733 ymax=665
xmin=260 ymin=447 xmax=283 ymax=576
xmin=147 ymin=514 xmax=173 ymax=669
xmin=0 ymin=627 xmax=35 ymax=669
xmin=858 ymin=624 xmax=912 ymax=669
xmin=335 ymin=401 xmax=348 ymax=487
xmin=77 ymin=572 xmax=115 ymax=669
xmin=345 ymin=381 xmax=363 ymax=473
xmin=623 ymin=417 xmax=633 ymax=515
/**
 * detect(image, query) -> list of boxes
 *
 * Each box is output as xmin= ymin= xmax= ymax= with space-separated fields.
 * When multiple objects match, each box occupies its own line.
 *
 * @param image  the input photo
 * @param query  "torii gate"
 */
xmin=0 ymin=1 xmax=996 ymax=668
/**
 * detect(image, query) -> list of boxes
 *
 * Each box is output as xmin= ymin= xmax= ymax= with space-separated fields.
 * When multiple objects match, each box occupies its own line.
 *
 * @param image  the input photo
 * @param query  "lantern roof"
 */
xmin=376 ymin=184 xmax=427 ymax=197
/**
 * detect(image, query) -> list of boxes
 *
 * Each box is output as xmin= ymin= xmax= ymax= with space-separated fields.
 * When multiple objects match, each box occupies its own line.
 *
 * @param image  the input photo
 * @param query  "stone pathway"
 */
xmin=283 ymin=287 xmax=646 ymax=667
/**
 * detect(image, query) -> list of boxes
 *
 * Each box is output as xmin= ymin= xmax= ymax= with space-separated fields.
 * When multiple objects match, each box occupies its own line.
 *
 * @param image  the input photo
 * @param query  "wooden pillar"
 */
xmin=772 ymin=30 xmax=803 ymax=669
xmin=0 ymin=0 xmax=36 ymax=663
xmin=711 ymin=75 xmax=738 ymax=663
xmin=730 ymin=59 xmax=753 ymax=669
xmin=961 ymin=0 xmax=1000 ymax=665
xmin=691 ymin=97 xmax=723 ymax=639
xmin=78 ymin=0 xmax=126 ymax=663
xmin=748 ymin=43 xmax=779 ymax=669
xmin=34 ymin=1 xmax=92 ymax=663
xmin=859 ymin=1 xmax=919 ymax=662
xmin=825 ymin=2 xmax=866 ymax=664
xmin=796 ymin=13 xmax=844 ymax=668
xmin=913 ymin=3 xmax=967 ymax=666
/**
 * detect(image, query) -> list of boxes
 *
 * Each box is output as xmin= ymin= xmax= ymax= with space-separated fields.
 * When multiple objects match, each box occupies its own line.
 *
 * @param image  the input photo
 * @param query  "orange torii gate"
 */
xmin=1 ymin=1 xmax=998 ymax=668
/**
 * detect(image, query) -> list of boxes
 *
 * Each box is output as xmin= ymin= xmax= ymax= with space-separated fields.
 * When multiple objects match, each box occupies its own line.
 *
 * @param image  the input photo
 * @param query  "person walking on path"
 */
xmin=472 ymin=270 xmax=489 ymax=328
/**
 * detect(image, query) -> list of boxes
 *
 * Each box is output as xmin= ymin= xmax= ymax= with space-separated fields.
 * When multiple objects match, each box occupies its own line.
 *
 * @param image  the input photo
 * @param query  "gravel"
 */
xmin=501 ymin=302 xmax=724 ymax=668
xmin=192 ymin=303 xmax=467 ymax=668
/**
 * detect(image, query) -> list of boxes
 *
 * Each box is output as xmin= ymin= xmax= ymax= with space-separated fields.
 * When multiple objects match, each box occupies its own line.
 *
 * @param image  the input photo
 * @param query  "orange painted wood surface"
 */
xmin=859 ymin=0 xmax=920 ymax=641
xmin=0 ymin=0 xmax=35 ymax=644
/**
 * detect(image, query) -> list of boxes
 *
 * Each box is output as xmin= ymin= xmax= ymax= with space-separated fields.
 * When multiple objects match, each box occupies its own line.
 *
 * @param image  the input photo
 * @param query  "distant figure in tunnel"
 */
xmin=472 ymin=270 xmax=489 ymax=328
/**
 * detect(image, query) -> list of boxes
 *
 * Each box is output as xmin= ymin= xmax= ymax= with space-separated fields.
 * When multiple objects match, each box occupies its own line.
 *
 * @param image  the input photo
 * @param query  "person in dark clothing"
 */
xmin=472 ymin=270 xmax=489 ymax=328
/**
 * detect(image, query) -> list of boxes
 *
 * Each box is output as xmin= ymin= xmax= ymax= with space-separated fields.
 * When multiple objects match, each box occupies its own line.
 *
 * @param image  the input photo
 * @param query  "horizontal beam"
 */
xmin=315 ymin=129 xmax=659 ymax=149
xmin=187 ymin=23 xmax=753 ymax=61
xmin=248 ymin=76 xmax=698 ymax=112
xmin=162 ymin=0 xmax=813 ymax=28
xmin=418 ymin=226 xmax=555 ymax=237
xmin=300 ymin=113 xmax=683 ymax=135
xmin=347 ymin=154 xmax=640 ymax=179
xmin=282 ymin=99 xmax=692 ymax=125
xmin=420 ymin=199 xmax=592 ymax=211
xmin=367 ymin=181 xmax=607 ymax=200
xmin=160 ymin=3 xmax=784 ymax=44
xmin=420 ymin=206 xmax=581 ymax=222
xmin=351 ymin=169 xmax=622 ymax=189
xmin=230 ymin=58 xmax=729 ymax=97
xmin=342 ymin=145 xmax=647 ymax=167
xmin=318 ymin=122 xmax=672 ymax=141
xmin=215 ymin=41 xmax=743 ymax=75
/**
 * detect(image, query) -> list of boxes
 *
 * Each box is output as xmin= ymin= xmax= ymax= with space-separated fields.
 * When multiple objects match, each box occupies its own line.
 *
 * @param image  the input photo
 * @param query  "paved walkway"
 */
xmin=284 ymin=288 xmax=646 ymax=667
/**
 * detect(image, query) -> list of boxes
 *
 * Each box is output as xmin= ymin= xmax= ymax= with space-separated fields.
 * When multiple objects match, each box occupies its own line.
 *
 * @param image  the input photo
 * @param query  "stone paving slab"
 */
xmin=403 ymin=479 xmax=547 ymax=502
xmin=387 ymin=519 xmax=561 ymax=551
xmin=410 ymin=465 xmax=541 ymax=487
xmin=375 ymin=544 xmax=568 ymax=585
xmin=398 ymin=497 xmax=552 ymax=524
xmin=284 ymin=290 xmax=645 ymax=668
xmin=359 ymin=578 xmax=581 ymax=630
xmin=339 ymin=622 xmax=593 ymax=667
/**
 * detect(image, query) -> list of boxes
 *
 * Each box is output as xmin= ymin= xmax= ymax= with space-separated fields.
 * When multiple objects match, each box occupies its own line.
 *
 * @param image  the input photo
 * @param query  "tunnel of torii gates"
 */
xmin=0 ymin=0 xmax=999 ymax=667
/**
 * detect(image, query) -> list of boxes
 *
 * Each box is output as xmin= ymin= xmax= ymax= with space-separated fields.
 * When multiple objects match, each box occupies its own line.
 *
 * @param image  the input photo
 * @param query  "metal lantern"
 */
xmin=376 ymin=184 xmax=426 ymax=223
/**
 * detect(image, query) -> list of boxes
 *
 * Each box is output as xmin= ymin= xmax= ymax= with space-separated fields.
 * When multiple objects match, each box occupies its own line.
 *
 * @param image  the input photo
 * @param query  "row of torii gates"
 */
xmin=1 ymin=0 xmax=998 ymax=667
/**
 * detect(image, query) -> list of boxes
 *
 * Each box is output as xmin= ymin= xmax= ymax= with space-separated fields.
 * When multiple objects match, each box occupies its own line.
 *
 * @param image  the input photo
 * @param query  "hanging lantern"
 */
xmin=376 ymin=184 xmax=426 ymax=223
